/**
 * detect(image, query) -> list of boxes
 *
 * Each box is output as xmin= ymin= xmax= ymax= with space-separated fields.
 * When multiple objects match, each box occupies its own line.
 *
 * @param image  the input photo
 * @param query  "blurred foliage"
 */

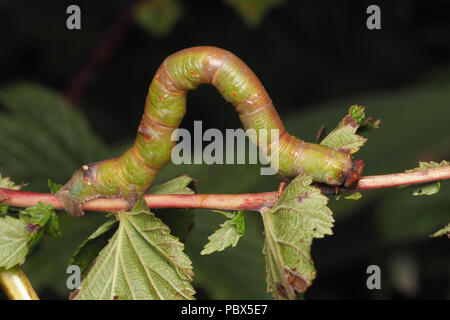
xmin=132 ymin=0 xmax=284 ymax=37
xmin=0 ymin=84 xmax=109 ymax=191
xmin=134 ymin=0 xmax=182 ymax=37
xmin=225 ymin=0 xmax=284 ymax=27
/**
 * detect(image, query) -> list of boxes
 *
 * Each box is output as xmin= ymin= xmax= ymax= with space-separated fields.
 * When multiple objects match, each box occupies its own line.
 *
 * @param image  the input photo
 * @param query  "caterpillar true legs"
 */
xmin=56 ymin=47 xmax=364 ymax=217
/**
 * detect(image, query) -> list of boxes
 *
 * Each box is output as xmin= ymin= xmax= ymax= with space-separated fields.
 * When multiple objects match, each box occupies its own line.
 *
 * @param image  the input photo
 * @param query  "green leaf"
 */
xmin=262 ymin=174 xmax=334 ymax=299
xmin=0 ymin=199 xmax=61 ymax=269
xmin=0 ymin=173 xmax=23 ymax=190
xmin=69 ymin=219 xmax=118 ymax=278
xmin=0 ymin=215 xmax=29 ymax=269
xmin=201 ymin=211 xmax=245 ymax=255
xmin=72 ymin=196 xmax=195 ymax=300
xmin=406 ymin=160 xmax=449 ymax=196
xmin=411 ymin=182 xmax=441 ymax=196
xmin=133 ymin=0 xmax=181 ymax=37
xmin=149 ymin=174 xmax=195 ymax=195
xmin=430 ymin=223 xmax=449 ymax=238
xmin=348 ymin=105 xmax=381 ymax=131
xmin=20 ymin=202 xmax=61 ymax=246
xmin=407 ymin=160 xmax=449 ymax=171
xmin=225 ymin=0 xmax=284 ymax=28
xmin=48 ymin=179 xmax=63 ymax=194
xmin=320 ymin=106 xmax=368 ymax=154
xmin=0 ymin=174 xmax=40 ymax=269
xmin=344 ymin=192 xmax=362 ymax=200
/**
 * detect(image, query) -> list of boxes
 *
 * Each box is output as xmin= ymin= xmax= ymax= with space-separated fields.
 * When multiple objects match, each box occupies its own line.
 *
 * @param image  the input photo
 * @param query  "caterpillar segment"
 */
xmin=56 ymin=46 xmax=363 ymax=217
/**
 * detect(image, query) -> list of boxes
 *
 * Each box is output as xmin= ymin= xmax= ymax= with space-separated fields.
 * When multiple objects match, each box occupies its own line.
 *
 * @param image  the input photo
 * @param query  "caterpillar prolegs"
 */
xmin=56 ymin=46 xmax=364 ymax=217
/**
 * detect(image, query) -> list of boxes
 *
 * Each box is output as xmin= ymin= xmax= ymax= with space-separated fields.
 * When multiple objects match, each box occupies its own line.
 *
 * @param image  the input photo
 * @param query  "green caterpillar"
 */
xmin=57 ymin=46 xmax=364 ymax=217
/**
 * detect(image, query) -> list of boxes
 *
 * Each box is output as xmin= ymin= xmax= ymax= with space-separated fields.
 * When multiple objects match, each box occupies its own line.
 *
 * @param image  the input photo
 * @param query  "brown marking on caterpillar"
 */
xmin=201 ymin=49 xmax=230 ymax=83
xmin=211 ymin=52 xmax=231 ymax=86
xmin=131 ymin=145 xmax=162 ymax=171
xmin=160 ymin=60 xmax=185 ymax=92
xmin=142 ymin=110 xmax=179 ymax=129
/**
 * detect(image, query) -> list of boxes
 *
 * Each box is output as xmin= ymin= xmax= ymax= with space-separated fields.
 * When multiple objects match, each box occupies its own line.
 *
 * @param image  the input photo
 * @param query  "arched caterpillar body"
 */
xmin=57 ymin=46 xmax=364 ymax=217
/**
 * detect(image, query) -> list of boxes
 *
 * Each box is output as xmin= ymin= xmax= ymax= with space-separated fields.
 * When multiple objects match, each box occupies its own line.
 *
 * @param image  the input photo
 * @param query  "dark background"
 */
xmin=0 ymin=0 xmax=449 ymax=300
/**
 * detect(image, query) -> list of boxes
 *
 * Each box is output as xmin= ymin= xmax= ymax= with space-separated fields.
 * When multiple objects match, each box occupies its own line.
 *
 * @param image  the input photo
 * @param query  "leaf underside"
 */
xmin=72 ymin=197 xmax=195 ymax=300
xmin=0 ymin=215 xmax=29 ymax=269
xmin=262 ymin=174 xmax=334 ymax=300
xmin=201 ymin=211 xmax=245 ymax=255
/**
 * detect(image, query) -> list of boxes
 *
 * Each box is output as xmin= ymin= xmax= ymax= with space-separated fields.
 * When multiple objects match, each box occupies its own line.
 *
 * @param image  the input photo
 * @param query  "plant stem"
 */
xmin=0 ymin=267 xmax=39 ymax=300
xmin=0 ymin=188 xmax=279 ymax=213
xmin=1 ymin=165 xmax=450 ymax=212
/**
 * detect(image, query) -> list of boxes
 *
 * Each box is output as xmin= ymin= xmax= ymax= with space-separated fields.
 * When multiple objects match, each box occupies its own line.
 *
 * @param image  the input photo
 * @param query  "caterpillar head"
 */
xmin=344 ymin=159 xmax=364 ymax=188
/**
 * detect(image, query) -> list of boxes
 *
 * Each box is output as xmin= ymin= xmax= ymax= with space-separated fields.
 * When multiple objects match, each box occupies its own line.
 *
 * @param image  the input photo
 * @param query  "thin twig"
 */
xmin=0 ymin=188 xmax=279 ymax=213
xmin=1 ymin=166 xmax=450 ymax=213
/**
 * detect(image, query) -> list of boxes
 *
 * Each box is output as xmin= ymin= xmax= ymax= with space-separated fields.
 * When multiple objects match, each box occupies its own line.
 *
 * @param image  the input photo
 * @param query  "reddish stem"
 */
xmin=1 ymin=166 xmax=450 ymax=213
xmin=356 ymin=166 xmax=450 ymax=189
xmin=0 ymin=188 xmax=279 ymax=213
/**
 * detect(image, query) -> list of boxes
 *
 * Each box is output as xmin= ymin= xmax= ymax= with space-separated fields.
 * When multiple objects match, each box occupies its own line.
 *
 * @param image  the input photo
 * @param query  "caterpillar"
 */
xmin=56 ymin=46 xmax=364 ymax=217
